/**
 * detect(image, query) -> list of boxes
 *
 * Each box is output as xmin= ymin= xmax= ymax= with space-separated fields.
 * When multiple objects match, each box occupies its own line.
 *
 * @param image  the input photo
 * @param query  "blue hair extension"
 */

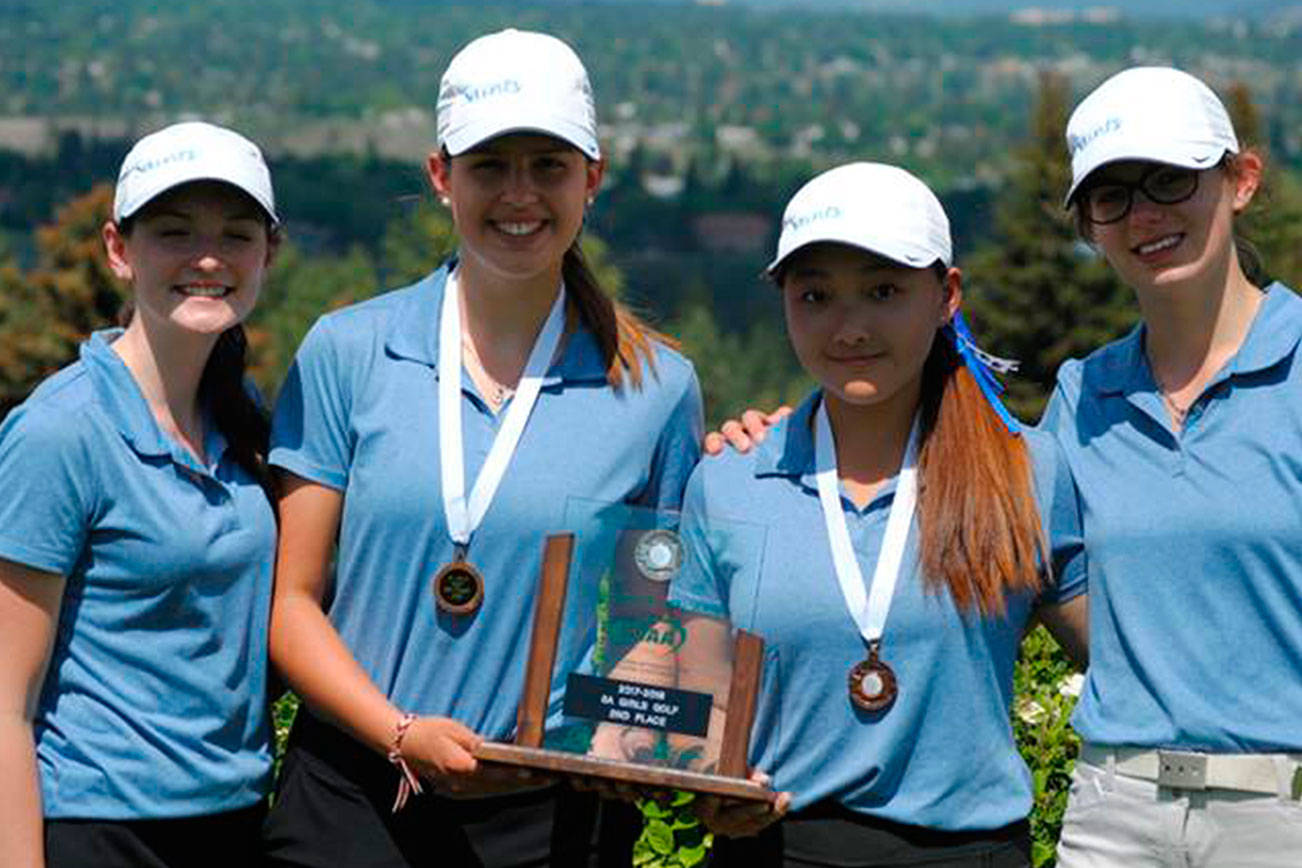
xmin=942 ymin=311 xmax=1022 ymax=435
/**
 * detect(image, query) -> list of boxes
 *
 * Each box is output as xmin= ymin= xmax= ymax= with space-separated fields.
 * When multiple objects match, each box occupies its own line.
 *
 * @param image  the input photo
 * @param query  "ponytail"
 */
xmin=561 ymin=239 xmax=675 ymax=389
xmin=916 ymin=335 xmax=1046 ymax=615
xmin=199 ymin=324 xmax=273 ymax=499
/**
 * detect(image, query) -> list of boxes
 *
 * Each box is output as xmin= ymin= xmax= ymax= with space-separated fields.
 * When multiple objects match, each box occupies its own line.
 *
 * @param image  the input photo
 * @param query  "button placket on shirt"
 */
xmin=1125 ymin=392 xmax=1186 ymax=477
xmin=1171 ymin=378 xmax=1232 ymax=479
xmin=1184 ymin=379 xmax=1230 ymax=430
xmin=844 ymin=488 xmax=892 ymax=570
xmin=172 ymin=448 xmax=242 ymax=537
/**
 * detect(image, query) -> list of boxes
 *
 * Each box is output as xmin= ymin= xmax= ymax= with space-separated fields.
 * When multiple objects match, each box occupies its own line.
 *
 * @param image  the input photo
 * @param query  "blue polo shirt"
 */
xmin=1041 ymin=282 xmax=1302 ymax=752
xmin=0 ymin=331 xmax=275 ymax=819
xmin=670 ymin=391 xmax=1086 ymax=830
xmin=269 ymin=265 xmax=703 ymax=737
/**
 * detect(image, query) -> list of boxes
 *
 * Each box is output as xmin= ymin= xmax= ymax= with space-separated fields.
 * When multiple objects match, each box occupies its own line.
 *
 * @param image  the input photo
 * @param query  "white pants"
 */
xmin=1056 ymin=755 xmax=1302 ymax=868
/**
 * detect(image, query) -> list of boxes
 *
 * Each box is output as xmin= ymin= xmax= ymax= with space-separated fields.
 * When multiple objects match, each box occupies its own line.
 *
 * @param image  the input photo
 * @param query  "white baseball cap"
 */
xmin=1064 ymin=66 xmax=1239 ymax=206
xmin=768 ymin=162 xmax=951 ymax=274
xmin=113 ymin=121 xmax=277 ymax=224
xmin=437 ymin=28 xmax=600 ymax=160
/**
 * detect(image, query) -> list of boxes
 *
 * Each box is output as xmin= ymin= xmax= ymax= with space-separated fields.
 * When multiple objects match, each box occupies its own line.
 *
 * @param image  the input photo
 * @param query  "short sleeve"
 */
xmin=668 ymin=463 xmax=729 ymax=619
xmin=1037 ymin=436 xmax=1087 ymax=605
xmin=636 ymin=363 xmax=704 ymax=512
xmin=0 ymin=405 xmax=94 ymax=575
xmin=269 ymin=318 xmax=354 ymax=490
xmin=1036 ymin=360 xmax=1081 ymax=443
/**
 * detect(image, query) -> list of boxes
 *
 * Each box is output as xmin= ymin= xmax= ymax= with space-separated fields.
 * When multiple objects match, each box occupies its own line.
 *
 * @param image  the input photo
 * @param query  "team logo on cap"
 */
xmin=119 ymin=148 xmax=198 ymax=181
xmin=783 ymin=205 xmax=842 ymax=233
xmin=1068 ymin=118 xmax=1122 ymax=155
xmin=460 ymin=79 xmax=522 ymax=103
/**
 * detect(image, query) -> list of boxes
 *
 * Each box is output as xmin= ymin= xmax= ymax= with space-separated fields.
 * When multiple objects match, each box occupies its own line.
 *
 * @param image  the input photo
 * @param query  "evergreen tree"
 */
xmin=1225 ymin=81 xmax=1302 ymax=291
xmin=672 ymin=301 xmax=808 ymax=429
xmin=962 ymin=75 xmax=1118 ymax=866
xmin=963 ymin=71 xmax=1131 ymax=421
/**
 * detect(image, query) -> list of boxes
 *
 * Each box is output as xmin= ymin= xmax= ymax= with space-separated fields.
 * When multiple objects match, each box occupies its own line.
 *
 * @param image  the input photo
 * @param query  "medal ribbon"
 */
xmin=438 ymin=268 xmax=567 ymax=548
xmin=814 ymin=398 xmax=920 ymax=646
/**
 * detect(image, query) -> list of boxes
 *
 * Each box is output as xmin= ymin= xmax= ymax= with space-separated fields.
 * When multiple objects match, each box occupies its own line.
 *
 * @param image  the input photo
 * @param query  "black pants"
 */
xmin=709 ymin=800 xmax=1031 ymax=868
xmin=262 ymin=712 xmax=610 ymax=868
xmin=45 ymin=803 xmax=266 ymax=868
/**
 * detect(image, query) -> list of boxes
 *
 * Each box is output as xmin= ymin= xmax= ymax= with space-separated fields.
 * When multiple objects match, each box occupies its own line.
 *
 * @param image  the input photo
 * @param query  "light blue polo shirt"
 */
xmin=269 ymin=265 xmax=703 ymax=737
xmin=0 ymin=331 xmax=275 ymax=819
xmin=1041 ymin=282 xmax=1302 ymax=752
xmin=670 ymin=391 xmax=1086 ymax=830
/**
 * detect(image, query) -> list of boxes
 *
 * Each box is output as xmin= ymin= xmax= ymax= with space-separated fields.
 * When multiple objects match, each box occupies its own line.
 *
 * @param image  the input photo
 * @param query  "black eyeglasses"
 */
xmin=1081 ymin=164 xmax=1203 ymax=225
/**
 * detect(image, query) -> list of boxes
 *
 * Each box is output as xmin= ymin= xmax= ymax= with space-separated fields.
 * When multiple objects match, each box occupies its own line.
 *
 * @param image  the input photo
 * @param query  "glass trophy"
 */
xmin=473 ymin=497 xmax=775 ymax=802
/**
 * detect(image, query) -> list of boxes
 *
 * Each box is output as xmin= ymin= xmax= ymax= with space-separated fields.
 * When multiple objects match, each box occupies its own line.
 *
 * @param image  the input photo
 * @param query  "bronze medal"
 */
xmin=432 ymin=552 xmax=484 ymax=615
xmin=848 ymin=642 xmax=897 ymax=712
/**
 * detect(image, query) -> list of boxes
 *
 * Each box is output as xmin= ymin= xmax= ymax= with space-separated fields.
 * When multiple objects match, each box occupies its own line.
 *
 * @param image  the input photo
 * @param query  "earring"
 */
xmin=440 ymin=196 xmax=451 ymax=207
xmin=586 ymin=196 xmax=595 ymax=207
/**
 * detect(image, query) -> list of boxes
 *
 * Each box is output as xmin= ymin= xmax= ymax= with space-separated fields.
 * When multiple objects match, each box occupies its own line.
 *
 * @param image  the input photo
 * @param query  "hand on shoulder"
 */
xmin=703 ymin=406 xmax=792 ymax=456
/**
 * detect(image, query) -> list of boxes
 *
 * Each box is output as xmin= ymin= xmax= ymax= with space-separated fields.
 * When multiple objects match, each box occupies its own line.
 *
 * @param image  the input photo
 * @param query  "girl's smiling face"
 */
xmin=780 ymin=242 xmax=959 ymax=412
xmin=104 ymin=180 xmax=276 ymax=339
xmin=1083 ymin=155 xmax=1261 ymax=296
xmin=428 ymin=133 xmax=603 ymax=286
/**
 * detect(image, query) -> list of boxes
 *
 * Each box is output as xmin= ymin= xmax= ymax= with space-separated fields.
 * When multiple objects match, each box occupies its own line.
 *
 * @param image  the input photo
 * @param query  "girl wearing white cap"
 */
xmin=0 ymin=122 xmax=280 ymax=866
xmin=673 ymin=162 xmax=1087 ymax=867
xmin=261 ymin=28 xmax=702 ymax=866
xmin=1049 ymin=67 xmax=1302 ymax=866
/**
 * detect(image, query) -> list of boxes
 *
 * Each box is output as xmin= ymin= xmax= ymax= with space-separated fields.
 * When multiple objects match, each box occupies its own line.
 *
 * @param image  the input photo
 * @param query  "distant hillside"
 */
xmin=1 ymin=0 xmax=1298 ymax=196
xmin=552 ymin=0 xmax=1291 ymax=20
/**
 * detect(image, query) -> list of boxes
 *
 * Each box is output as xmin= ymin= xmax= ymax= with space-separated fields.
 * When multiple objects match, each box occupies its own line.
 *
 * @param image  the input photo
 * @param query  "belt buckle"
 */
xmin=1156 ymin=750 xmax=1207 ymax=790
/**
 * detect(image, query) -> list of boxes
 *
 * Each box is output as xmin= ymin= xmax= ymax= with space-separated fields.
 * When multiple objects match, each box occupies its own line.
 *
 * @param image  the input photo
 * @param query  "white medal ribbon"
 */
xmin=814 ymin=399 xmax=920 ymax=645
xmin=438 ymin=268 xmax=567 ymax=548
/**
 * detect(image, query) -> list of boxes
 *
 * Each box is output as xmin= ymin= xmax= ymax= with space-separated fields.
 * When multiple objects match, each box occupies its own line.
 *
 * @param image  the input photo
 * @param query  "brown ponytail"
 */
xmin=198 ymin=323 xmax=273 ymax=499
xmin=916 ymin=334 xmax=1046 ymax=615
xmin=561 ymin=239 xmax=676 ymax=389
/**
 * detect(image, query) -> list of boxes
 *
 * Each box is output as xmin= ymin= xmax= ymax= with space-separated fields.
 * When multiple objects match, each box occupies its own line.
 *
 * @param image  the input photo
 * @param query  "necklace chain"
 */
xmin=462 ymin=338 xmax=515 ymax=409
xmin=1158 ymin=389 xmax=1190 ymax=427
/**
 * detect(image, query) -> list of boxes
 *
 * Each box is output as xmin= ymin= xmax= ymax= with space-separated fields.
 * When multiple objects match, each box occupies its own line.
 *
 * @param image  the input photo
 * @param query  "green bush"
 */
xmin=1013 ymin=626 xmax=1083 ymax=867
xmin=634 ymin=792 xmax=712 ymax=868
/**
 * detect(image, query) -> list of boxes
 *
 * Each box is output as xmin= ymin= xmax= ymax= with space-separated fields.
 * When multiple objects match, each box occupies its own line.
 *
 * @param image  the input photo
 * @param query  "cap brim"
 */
xmin=443 ymin=114 xmax=600 ymax=160
xmin=1063 ymin=140 xmax=1229 ymax=208
xmin=117 ymin=173 xmax=278 ymax=225
xmin=767 ymin=232 xmax=944 ymax=275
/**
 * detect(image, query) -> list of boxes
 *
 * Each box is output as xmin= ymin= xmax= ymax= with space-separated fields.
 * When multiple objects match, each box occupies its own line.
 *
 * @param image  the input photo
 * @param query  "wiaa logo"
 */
xmin=784 ymin=205 xmax=842 ymax=232
xmin=119 ymin=148 xmax=198 ymax=180
xmin=1068 ymin=117 xmax=1121 ymax=155
xmin=461 ymin=79 xmax=522 ymax=102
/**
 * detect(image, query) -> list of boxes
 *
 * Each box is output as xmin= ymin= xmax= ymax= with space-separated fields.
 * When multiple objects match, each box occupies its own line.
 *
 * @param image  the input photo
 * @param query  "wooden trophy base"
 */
xmin=474 ymin=742 xmax=776 ymax=803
